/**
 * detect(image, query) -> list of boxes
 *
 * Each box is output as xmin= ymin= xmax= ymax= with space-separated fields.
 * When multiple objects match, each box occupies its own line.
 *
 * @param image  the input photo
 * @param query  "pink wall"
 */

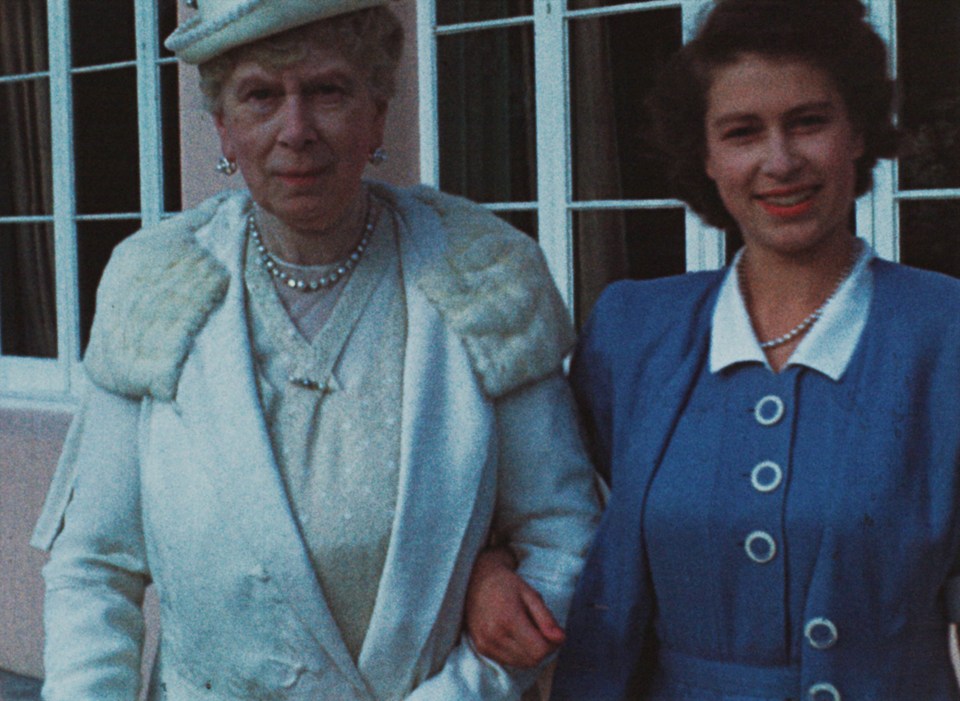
xmin=0 ymin=409 xmax=71 ymax=677
xmin=0 ymin=0 xmax=419 ymax=681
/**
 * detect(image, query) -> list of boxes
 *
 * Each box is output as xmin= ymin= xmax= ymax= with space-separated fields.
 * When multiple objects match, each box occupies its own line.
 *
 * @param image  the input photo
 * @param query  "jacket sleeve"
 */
xmin=492 ymin=372 xmax=601 ymax=626
xmin=404 ymin=372 xmax=601 ymax=701
xmin=36 ymin=381 xmax=149 ymax=701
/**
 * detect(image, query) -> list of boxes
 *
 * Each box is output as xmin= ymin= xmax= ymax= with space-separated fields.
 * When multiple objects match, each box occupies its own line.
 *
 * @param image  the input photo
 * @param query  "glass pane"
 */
xmin=78 ymin=220 xmax=141 ymax=352
xmin=570 ymin=8 xmax=681 ymax=201
xmin=159 ymin=0 xmax=178 ymax=58
xmin=437 ymin=0 xmax=532 ymax=25
xmin=897 ymin=0 xmax=960 ymax=190
xmin=0 ymin=79 xmax=53 ymax=217
xmin=161 ymin=63 xmax=183 ymax=213
xmin=494 ymin=210 xmax=538 ymax=241
xmin=72 ymin=0 xmax=136 ymax=68
xmin=569 ymin=0 xmax=664 ymax=9
xmin=574 ymin=207 xmax=685 ymax=323
xmin=74 ymin=68 xmax=140 ymax=214
xmin=0 ymin=222 xmax=57 ymax=358
xmin=437 ymin=26 xmax=536 ymax=203
xmin=900 ymin=200 xmax=960 ymax=278
xmin=0 ymin=1 xmax=48 ymax=76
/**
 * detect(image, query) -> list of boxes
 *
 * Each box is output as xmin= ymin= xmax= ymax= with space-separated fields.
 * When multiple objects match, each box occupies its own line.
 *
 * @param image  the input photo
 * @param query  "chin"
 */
xmin=276 ymin=199 xmax=338 ymax=229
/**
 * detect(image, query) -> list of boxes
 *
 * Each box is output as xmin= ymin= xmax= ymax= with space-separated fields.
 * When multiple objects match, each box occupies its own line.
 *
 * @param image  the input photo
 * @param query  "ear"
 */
xmin=371 ymin=100 xmax=389 ymax=149
xmin=704 ymin=148 xmax=718 ymax=183
xmin=212 ymin=111 xmax=235 ymax=160
xmin=851 ymin=128 xmax=865 ymax=161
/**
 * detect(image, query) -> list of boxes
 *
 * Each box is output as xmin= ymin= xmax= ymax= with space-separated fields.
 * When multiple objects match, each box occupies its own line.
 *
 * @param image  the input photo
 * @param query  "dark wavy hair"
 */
xmin=646 ymin=0 xmax=900 ymax=232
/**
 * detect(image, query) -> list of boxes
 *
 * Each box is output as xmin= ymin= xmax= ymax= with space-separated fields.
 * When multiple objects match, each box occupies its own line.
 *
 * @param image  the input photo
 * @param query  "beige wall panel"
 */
xmin=0 ymin=409 xmax=71 ymax=678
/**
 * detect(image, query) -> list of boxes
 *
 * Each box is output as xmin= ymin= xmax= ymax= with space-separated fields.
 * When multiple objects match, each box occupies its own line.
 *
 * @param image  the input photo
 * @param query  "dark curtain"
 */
xmin=569 ymin=6 xmax=628 ymax=324
xmin=437 ymin=0 xmax=537 ymax=207
xmin=0 ymin=1 xmax=56 ymax=358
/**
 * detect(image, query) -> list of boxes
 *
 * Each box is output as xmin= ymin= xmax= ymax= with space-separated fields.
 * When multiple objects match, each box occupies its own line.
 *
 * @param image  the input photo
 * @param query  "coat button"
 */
xmin=750 ymin=460 xmax=783 ymax=492
xmin=744 ymin=530 xmax=777 ymax=563
xmin=754 ymin=395 xmax=785 ymax=426
xmin=808 ymin=681 xmax=841 ymax=700
xmin=805 ymin=617 xmax=838 ymax=649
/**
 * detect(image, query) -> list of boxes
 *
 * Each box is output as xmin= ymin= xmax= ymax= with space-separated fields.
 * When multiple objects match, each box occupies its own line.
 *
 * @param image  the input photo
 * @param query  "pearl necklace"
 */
xmin=248 ymin=208 xmax=372 ymax=292
xmin=739 ymin=252 xmax=855 ymax=350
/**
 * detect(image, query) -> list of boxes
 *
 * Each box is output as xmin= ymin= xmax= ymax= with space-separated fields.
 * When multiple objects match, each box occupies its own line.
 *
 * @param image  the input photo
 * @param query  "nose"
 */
xmin=761 ymin=130 xmax=802 ymax=179
xmin=277 ymin=95 xmax=316 ymax=150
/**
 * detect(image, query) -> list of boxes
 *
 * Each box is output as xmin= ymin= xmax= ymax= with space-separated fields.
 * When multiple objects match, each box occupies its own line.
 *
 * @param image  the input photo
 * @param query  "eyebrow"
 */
xmin=232 ymin=73 xmax=276 ymax=94
xmin=231 ymin=70 xmax=358 ymax=97
xmin=709 ymin=100 xmax=837 ymax=128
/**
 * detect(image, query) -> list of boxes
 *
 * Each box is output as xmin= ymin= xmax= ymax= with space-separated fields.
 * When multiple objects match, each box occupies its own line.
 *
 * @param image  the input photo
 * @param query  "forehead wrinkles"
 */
xmin=226 ymin=52 xmax=359 ymax=95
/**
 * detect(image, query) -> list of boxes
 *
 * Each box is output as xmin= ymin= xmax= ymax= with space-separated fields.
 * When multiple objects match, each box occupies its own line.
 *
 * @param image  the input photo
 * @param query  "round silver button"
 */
xmin=754 ymin=395 xmax=785 ymax=426
xmin=808 ymin=682 xmax=841 ymax=701
xmin=805 ymin=617 xmax=838 ymax=649
xmin=744 ymin=530 xmax=777 ymax=563
xmin=751 ymin=460 xmax=783 ymax=492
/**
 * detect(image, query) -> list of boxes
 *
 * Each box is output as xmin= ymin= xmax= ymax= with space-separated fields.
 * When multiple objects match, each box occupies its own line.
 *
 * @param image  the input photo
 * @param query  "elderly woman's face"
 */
xmin=704 ymin=54 xmax=863 ymax=258
xmin=214 ymin=45 xmax=386 ymax=233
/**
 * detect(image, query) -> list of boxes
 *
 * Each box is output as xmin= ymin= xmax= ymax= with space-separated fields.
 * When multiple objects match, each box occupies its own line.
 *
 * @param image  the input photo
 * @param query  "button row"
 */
xmin=806 ymin=617 xmax=840 ymax=700
xmin=748 ymin=393 xmax=837 ymax=699
xmin=745 ymin=396 xmax=785 ymax=564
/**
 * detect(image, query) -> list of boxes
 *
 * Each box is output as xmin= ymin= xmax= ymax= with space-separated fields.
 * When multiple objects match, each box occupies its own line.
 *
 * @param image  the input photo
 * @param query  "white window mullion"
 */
xmin=681 ymin=0 xmax=726 ymax=271
xmin=49 ymin=0 xmax=81 ymax=390
xmin=864 ymin=0 xmax=898 ymax=261
xmin=536 ymin=0 xmax=573 ymax=310
xmin=417 ymin=0 xmax=440 ymax=187
xmin=136 ymin=1 xmax=163 ymax=227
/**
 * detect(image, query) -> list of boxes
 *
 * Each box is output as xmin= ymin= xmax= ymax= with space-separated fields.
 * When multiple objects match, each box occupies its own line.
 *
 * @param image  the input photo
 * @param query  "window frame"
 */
xmin=0 ymin=1 xmax=176 ymax=407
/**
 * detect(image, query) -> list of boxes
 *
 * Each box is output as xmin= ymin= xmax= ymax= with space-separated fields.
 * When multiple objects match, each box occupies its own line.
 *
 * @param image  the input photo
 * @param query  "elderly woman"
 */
xmin=30 ymin=1 xmax=599 ymax=699
xmin=471 ymin=0 xmax=960 ymax=699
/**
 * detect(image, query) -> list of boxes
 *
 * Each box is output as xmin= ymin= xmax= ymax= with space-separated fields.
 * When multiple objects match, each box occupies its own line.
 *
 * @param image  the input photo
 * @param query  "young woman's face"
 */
xmin=704 ymin=54 xmax=864 ymax=259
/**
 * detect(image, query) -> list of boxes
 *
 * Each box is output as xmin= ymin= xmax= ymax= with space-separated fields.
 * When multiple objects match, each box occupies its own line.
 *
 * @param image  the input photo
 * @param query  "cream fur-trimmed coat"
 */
xmin=32 ymin=182 xmax=600 ymax=701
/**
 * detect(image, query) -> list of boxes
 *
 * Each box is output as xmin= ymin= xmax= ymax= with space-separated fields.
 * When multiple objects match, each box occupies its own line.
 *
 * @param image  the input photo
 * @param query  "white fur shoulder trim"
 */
xmin=83 ymin=194 xmax=233 ymax=400
xmin=409 ymin=186 xmax=575 ymax=397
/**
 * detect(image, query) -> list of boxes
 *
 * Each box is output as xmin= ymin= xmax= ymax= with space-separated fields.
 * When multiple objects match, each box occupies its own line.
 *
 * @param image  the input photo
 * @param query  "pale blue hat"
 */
xmin=165 ymin=0 xmax=389 ymax=64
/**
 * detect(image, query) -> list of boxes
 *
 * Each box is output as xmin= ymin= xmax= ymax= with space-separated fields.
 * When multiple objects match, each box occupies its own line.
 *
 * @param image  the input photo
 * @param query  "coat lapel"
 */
xmin=183 ymin=204 xmax=370 ymax=696
xmin=357 ymin=188 xmax=493 ymax=695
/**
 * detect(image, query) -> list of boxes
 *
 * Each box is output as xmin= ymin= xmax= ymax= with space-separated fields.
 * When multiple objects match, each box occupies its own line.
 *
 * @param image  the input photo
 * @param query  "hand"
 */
xmin=465 ymin=546 xmax=566 ymax=669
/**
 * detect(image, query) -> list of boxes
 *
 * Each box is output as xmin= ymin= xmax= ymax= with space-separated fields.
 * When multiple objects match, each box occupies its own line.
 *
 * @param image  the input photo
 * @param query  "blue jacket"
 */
xmin=552 ymin=260 xmax=960 ymax=700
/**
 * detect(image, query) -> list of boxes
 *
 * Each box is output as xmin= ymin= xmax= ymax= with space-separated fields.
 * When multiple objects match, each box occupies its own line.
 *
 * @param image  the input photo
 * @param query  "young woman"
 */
xmin=470 ymin=1 xmax=960 ymax=699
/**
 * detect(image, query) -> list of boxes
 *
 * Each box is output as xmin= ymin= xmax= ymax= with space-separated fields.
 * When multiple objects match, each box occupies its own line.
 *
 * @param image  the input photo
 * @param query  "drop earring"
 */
xmin=368 ymin=147 xmax=387 ymax=166
xmin=216 ymin=156 xmax=238 ymax=176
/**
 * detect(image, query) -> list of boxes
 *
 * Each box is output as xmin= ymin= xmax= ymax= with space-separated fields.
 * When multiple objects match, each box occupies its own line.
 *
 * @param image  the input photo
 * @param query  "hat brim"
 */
xmin=166 ymin=0 xmax=388 ymax=64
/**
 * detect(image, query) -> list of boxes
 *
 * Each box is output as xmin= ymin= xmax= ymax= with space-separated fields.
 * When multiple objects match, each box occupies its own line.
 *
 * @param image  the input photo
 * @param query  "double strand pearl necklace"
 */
xmin=248 ymin=203 xmax=373 ymax=292
xmin=739 ymin=250 xmax=856 ymax=350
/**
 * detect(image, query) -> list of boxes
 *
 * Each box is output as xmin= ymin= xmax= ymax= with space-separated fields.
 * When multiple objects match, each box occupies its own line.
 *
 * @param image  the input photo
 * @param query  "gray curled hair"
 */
xmin=198 ymin=6 xmax=403 ymax=114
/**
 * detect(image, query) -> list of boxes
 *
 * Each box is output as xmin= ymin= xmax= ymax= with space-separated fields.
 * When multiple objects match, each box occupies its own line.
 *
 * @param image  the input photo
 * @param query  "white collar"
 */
xmin=709 ymin=240 xmax=874 ymax=380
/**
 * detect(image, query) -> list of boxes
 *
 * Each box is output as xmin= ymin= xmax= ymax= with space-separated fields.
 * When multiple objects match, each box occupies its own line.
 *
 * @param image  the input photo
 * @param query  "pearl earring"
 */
xmin=216 ymin=156 xmax=238 ymax=176
xmin=369 ymin=147 xmax=387 ymax=166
